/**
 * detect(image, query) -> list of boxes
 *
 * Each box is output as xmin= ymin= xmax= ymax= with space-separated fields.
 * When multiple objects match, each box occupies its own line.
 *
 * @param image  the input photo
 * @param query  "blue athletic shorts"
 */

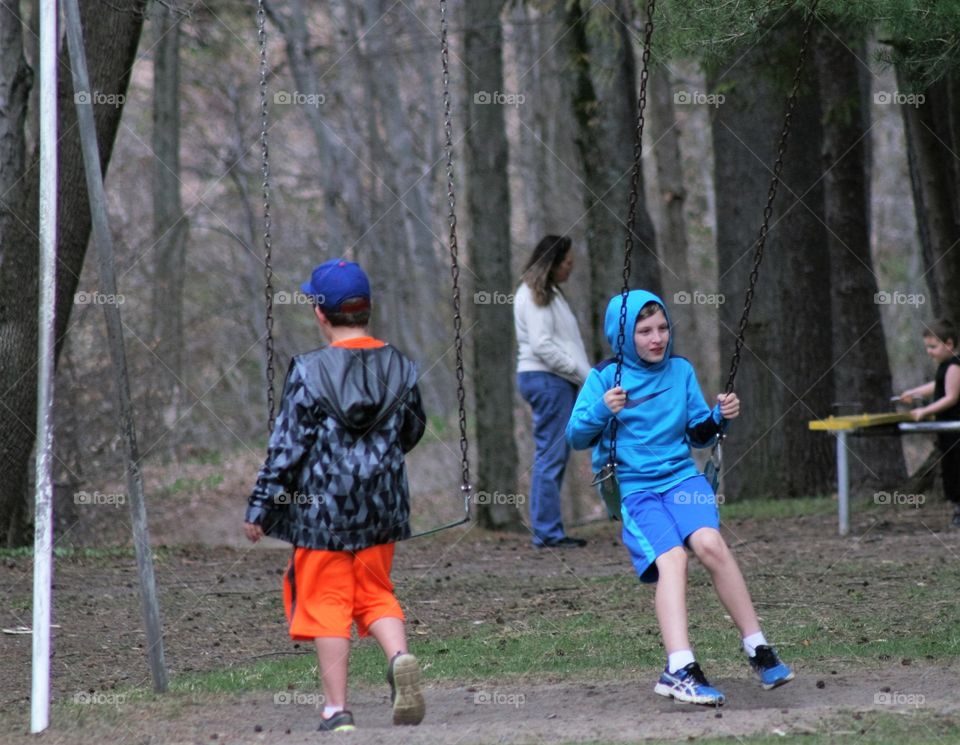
xmin=620 ymin=474 xmax=720 ymax=584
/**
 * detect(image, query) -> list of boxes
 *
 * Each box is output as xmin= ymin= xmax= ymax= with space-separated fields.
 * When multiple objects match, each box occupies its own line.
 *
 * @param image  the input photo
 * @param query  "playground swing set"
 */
xmin=36 ymin=0 xmax=943 ymax=736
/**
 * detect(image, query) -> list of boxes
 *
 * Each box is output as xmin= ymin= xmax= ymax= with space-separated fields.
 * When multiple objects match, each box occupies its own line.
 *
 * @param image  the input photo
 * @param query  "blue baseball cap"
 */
xmin=300 ymin=259 xmax=371 ymax=313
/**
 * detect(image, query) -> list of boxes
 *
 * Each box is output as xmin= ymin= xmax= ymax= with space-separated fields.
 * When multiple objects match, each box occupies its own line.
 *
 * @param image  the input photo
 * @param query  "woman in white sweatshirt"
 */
xmin=515 ymin=235 xmax=592 ymax=548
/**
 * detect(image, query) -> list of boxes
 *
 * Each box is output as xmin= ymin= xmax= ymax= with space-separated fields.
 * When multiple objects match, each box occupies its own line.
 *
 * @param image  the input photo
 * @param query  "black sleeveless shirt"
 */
xmin=934 ymin=357 xmax=960 ymax=421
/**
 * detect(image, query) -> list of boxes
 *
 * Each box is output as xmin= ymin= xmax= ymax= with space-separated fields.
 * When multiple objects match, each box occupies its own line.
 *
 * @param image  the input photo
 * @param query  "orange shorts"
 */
xmin=283 ymin=543 xmax=404 ymax=640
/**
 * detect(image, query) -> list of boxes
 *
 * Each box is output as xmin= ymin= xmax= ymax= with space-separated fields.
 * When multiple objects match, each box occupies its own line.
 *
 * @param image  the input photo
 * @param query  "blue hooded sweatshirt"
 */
xmin=565 ymin=290 xmax=727 ymax=494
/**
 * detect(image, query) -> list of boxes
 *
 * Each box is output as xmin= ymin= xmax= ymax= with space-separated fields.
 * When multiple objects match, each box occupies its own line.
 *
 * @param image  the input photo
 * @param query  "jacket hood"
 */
xmin=310 ymin=346 xmax=418 ymax=431
xmin=603 ymin=289 xmax=672 ymax=370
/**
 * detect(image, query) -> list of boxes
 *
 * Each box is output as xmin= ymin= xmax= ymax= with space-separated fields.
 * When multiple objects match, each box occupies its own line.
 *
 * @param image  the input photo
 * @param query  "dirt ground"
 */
xmin=6 ymin=665 xmax=960 ymax=745
xmin=3 ymin=488 xmax=960 ymax=743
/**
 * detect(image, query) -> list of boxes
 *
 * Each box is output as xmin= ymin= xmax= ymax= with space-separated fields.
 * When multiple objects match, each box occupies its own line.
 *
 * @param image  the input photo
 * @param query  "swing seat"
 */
xmin=591 ymin=463 xmax=621 ymax=521
xmin=593 ymin=436 xmax=722 ymax=522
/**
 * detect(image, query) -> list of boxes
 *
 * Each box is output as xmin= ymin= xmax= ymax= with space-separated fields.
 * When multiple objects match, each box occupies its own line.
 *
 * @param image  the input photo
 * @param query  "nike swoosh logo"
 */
xmin=624 ymin=388 xmax=671 ymax=408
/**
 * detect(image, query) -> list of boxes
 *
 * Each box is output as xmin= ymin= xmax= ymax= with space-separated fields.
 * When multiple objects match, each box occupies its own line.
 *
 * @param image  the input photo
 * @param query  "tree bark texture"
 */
xmin=647 ymin=63 xmax=703 ymax=371
xmin=0 ymin=0 xmax=32 ymax=268
xmin=815 ymin=23 xmax=905 ymax=493
xmin=463 ymin=0 xmax=522 ymax=530
xmin=898 ymin=69 xmax=960 ymax=323
xmin=0 ymin=0 xmax=146 ymax=545
xmin=567 ymin=0 xmax=660 ymax=362
xmin=151 ymin=1 xmax=188 ymax=447
xmin=710 ymin=13 xmax=835 ymax=500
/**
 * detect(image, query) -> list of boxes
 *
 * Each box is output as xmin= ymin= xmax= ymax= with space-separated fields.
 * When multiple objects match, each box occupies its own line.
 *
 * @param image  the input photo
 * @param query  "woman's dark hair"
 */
xmin=521 ymin=235 xmax=572 ymax=306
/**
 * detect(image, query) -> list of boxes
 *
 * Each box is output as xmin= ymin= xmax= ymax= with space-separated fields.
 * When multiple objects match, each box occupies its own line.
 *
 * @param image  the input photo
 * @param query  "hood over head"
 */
xmin=603 ymin=289 xmax=672 ymax=370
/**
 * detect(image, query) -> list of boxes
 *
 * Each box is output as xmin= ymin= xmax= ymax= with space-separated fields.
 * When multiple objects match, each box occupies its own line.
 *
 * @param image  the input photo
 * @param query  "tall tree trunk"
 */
xmin=816 ymin=23 xmax=905 ymax=493
xmin=356 ymin=0 xmax=448 ymax=412
xmin=0 ymin=0 xmax=146 ymax=546
xmin=337 ymin=1 xmax=417 ymax=365
xmin=508 ymin=2 xmax=547 ymax=243
xmin=898 ymin=69 xmax=960 ymax=322
xmin=463 ymin=0 xmax=522 ymax=530
xmin=0 ymin=0 xmax=32 ymax=267
xmin=568 ymin=0 xmax=660 ymax=361
xmin=151 ymin=0 xmax=187 ymax=451
xmin=275 ymin=0 xmax=350 ymax=253
xmin=710 ymin=13 xmax=835 ymax=500
xmin=647 ymin=64 xmax=702 ymax=370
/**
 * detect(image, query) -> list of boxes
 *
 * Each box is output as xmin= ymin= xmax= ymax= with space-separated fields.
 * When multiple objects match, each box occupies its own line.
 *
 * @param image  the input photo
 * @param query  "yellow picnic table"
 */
xmin=809 ymin=412 xmax=960 ymax=535
xmin=809 ymin=412 xmax=912 ymax=431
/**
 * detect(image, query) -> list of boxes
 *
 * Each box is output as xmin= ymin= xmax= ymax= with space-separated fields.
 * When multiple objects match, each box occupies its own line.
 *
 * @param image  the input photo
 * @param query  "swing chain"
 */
xmin=257 ymin=0 xmax=277 ymax=434
xmin=440 ymin=0 xmax=472 ymax=501
xmin=723 ymin=0 xmax=820 ymax=395
xmin=609 ymin=0 xmax=656 ymax=469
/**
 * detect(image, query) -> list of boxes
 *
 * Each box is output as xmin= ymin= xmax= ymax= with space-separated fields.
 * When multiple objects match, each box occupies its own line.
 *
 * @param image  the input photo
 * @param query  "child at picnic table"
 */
xmin=900 ymin=318 xmax=960 ymax=527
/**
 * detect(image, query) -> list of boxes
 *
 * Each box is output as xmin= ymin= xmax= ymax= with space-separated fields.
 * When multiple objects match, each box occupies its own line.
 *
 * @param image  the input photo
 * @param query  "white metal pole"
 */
xmin=31 ymin=0 xmax=58 ymax=734
xmin=837 ymin=432 xmax=849 ymax=537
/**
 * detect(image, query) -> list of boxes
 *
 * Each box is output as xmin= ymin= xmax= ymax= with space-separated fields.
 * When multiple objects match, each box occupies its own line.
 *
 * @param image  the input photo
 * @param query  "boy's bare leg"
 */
xmin=654 ymin=546 xmax=691 ymax=653
xmin=314 ymin=637 xmax=350 ymax=710
xmin=368 ymin=616 xmax=408 ymax=659
xmin=687 ymin=527 xmax=761 ymax=637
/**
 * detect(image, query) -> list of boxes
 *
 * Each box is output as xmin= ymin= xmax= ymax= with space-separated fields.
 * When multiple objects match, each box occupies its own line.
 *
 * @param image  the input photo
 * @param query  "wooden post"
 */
xmin=62 ymin=0 xmax=168 ymax=692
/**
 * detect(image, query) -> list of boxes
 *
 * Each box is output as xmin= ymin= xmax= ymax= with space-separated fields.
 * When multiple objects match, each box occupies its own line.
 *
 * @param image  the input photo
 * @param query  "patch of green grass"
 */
xmin=0 ymin=546 xmax=34 ymax=558
xmin=418 ymin=414 xmax=452 ymax=443
xmin=0 ymin=546 xmax=148 ymax=560
xmin=167 ymin=572 xmax=960 ymax=696
xmin=171 ymin=653 xmax=319 ymax=695
xmin=720 ymin=494 xmax=835 ymax=521
xmin=158 ymin=473 xmax=224 ymax=498
xmin=649 ymin=710 xmax=960 ymax=744
xmin=185 ymin=450 xmax=223 ymax=466
xmin=0 ymin=545 xmax=181 ymax=562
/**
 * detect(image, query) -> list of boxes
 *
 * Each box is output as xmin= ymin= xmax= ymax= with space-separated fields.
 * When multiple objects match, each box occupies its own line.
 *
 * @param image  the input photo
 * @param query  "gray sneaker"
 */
xmin=387 ymin=652 xmax=425 ymax=725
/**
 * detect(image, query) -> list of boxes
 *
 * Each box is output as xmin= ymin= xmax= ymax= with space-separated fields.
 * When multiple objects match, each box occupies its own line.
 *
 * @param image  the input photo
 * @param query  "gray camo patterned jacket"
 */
xmin=245 ymin=342 xmax=426 ymax=550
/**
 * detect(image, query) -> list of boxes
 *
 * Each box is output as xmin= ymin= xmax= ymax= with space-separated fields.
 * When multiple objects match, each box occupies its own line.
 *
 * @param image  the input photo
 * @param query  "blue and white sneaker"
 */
xmin=749 ymin=645 xmax=795 ymax=690
xmin=654 ymin=661 xmax=726 ymax=705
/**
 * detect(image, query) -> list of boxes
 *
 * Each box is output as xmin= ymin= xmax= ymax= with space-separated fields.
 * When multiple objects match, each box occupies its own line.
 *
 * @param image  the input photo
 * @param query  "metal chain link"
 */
xmin=723 ymin=0 xmax=820 ymax=395
xmin=609 ymin=0 xmax=656 ymax=469
xmin=257 ymin=0 xmax=277 ymax=434
xmin=440 ymin=0 xmax=472 ymax=503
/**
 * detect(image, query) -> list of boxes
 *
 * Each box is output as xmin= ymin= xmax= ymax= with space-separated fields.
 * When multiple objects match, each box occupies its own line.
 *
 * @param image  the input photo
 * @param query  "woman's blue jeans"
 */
xmin=517 ymin=371 xmax=577 ymax=546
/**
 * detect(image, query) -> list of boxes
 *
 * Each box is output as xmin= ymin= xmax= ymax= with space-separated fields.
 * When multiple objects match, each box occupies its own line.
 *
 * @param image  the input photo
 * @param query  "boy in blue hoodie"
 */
xmin=566 ymin=291 xmax=793 ymax=706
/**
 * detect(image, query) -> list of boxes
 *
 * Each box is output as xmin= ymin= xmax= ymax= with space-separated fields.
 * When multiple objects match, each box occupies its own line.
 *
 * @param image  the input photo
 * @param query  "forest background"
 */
xmin=1 ymin=0 xmax=958 ymax=545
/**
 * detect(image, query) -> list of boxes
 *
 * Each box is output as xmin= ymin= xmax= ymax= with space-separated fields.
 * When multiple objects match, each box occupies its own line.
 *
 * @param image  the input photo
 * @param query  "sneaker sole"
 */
xmin=391 ymin=654 xmax=425 ymax=726
xmin=654 ymin=682 xmax=725 ymax=706
xmin=760 ymin=670 xmax=795 ymax=691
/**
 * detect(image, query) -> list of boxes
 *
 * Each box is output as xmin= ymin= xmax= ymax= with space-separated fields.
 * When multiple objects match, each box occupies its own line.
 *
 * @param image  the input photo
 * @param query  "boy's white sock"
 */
xmin=323 ymin=705 xmax=344 ymax=719
xmin=742 ymin=631 xmax=768 ymax=657
xmin=667 ymin=649 xmax=695 ymax=673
